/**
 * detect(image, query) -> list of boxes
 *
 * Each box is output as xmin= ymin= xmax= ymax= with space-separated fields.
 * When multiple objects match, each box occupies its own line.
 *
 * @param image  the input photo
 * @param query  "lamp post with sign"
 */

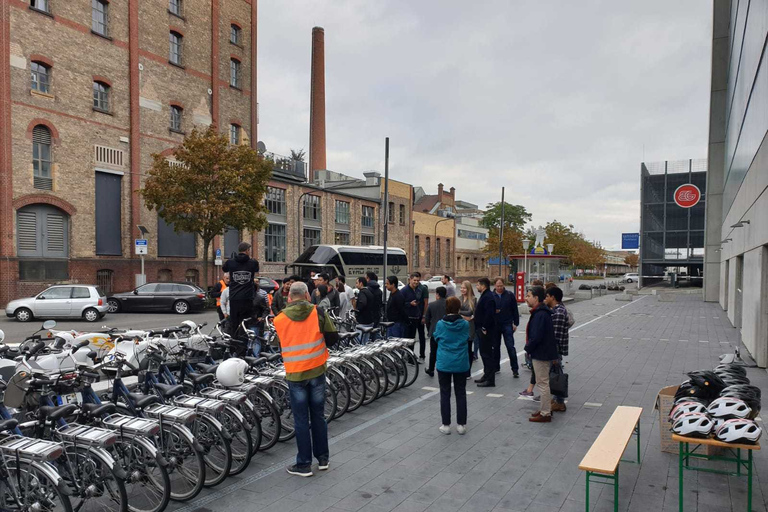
xmin=135 ymin=225 xmax=149 ymax=287
xmin=522 ymin=239 xmax=531 ymax=286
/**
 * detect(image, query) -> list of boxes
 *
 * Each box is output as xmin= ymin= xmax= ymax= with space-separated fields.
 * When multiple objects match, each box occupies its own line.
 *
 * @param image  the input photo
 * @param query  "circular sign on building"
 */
xmin=674 ymin=184 xmax=701 ymax=208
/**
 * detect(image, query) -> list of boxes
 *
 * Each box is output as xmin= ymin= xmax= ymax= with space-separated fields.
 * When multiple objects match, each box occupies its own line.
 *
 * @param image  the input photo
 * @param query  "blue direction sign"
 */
xmin=215 ymin=248 xmax=223 ymax=266
xmin=621 ymin=233 xmax=640 ymax=250
xmin=135 ymin=239 xmax=148 ymax=255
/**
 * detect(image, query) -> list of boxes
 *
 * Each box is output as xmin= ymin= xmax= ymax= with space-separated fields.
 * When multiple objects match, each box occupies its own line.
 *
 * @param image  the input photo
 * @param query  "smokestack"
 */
xmin=437 ymin=183 xmax=444 ymax=201
xmin=309 ymin=27 xmax=326 ymax=182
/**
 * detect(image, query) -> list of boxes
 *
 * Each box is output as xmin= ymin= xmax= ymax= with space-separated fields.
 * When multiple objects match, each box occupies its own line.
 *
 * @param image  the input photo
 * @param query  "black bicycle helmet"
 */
xmin=674 ymin=395 xmax=710 ymax=407
xmin=674 ymin=381 xmax=712 ymax=402
xmin=720 ymin=374 xmax=751 ymax=387
xmin=714 ymin=363 xmax=747 ymax=377
xmin=687 ymin=371 xmax=726 ymax=394
xmin=721 ymin=384 xmax=761 ymax=400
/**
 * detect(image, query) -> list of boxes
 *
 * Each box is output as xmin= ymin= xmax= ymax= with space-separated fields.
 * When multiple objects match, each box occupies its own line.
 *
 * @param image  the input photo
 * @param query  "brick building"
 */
xmin=453 ymin=200 xmax=491 ymax=281
xmin=381 ymin=178 xmax=413 ymax=267
xmin=0 ymin=0 xmax=258 ymax=306
xmin=411 ymin=184 xmax=455 ymax=279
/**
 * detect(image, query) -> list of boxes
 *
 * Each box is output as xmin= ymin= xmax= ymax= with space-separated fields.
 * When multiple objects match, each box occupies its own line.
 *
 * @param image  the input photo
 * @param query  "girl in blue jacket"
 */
xmin=433 ymin=296 xmax=471 ymax=435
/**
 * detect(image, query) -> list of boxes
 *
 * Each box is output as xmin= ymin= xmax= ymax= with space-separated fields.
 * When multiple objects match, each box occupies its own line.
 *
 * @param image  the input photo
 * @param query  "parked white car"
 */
xmin=4 ymin=285 xmax=109 ymax=322
xmin=622 ymin=273 xmax=639 ymax=283
xmin=424 ymin=276 xmax=455 ymax=291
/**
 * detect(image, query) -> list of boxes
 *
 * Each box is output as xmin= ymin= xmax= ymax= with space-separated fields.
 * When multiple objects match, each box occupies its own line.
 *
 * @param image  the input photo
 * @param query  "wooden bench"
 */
xmin=578 ymin=406 xmax=643 ymax=512
xmin=673 ymin=434 xmax=760 ymax=512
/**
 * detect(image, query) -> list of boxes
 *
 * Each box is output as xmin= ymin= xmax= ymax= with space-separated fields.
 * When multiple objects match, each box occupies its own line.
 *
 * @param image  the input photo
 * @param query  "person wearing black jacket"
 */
xmin=473 ymin=277 xmax=497 ymax=387
xmin=492 ymin=277 xmax=521 ymax=377
xmin=209 ymin=273 xmax=230 ymax=320
xmin=244 ymin=280 xmax=271 ymax=356
xmin=222 ymin=242 xmax=260 ymax=339
xmin=385 ymin=276 xmax=408 ymax=337
xmin=525 ymin=286 xmax=558 ymax=422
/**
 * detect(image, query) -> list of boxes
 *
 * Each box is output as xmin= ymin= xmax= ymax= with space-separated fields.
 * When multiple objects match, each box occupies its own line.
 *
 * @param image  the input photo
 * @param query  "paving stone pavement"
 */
xmin=175 ymin=292 xmax=766 ymax=512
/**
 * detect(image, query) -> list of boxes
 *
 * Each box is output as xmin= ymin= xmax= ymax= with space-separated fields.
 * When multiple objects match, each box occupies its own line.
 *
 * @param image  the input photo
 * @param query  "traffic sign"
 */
xmin=621 ymin=233 xmax=640 ymax=250
xmin=674 ymin=184 xmax=701 ymax=208
xmin=215 ymin=248 xmax=223 ymax=266
xmin=135 ymin=239 xmax=148 ymax=255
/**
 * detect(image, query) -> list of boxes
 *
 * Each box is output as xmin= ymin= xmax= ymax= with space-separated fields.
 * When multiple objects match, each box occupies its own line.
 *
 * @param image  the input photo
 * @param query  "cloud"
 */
xmin=258 ymin=0 xmax=712 ymax=250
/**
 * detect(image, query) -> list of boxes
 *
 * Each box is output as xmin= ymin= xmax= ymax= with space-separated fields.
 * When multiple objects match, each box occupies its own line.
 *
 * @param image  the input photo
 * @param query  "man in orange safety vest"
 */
xmin=273 ymin=281 xmax=338 ymax=477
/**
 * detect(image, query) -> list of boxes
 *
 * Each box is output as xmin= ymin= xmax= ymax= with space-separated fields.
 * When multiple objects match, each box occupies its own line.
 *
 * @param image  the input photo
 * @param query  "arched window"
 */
xmin=158 ymin=269 xmax=173 ymax=282
xmin=185 ymin=269 xmax=199 ymax=286
xmin=16 ymin=204 xmax=69 ymax=280
xmin=413 ymin=236 xmax=420 ymax=267
xmin=230 ymin=58 xmax=241 ymax=88
xmin=229 ymin=124 xmax=241 ymax=145
xmin=96 ymin=269 xmax=114 ymax=294
xmin=32 ymin=125 xmax=53 ymax=190
xmin=31 ymin=62 xmax=51 ymax=93
xmin=170 ymin=105 xmax=183 ymax=132
xmin=230 ymin=24 xmax=241 ymax=45
xmin=169 ymin=31 xmax=183 ymax=65
xmin=93 ymin=81 xmax=110 ymax=112
xmin=92 ymin=0 xmax=109 ymax=36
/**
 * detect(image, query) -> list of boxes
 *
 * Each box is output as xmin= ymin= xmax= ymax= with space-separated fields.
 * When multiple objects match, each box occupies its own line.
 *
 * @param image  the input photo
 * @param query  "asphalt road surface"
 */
xmin=0 ymin=309 xmax=222 ymax=343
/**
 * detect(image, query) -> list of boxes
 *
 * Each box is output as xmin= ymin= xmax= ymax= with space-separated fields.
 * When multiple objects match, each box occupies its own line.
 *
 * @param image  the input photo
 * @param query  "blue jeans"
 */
xmin=498 ymin=323 xmax=519 ymax=372
xmin=287 ymin=374 xmax=329 ymax=467
xmin=473 ymin=332 xmax=480 ymax=359
xmin=387 ymin=322 xmax=407 ymax=338
xmin=247 ymin=327 xmax=262 ymax=357
xmin=357 ymin=324 xmax=373 ymax=345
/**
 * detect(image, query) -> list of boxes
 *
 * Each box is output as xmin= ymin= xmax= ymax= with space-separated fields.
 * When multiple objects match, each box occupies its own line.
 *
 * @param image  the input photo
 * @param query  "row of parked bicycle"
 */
xmin=0 ymin=315 xmax=418 ymax=512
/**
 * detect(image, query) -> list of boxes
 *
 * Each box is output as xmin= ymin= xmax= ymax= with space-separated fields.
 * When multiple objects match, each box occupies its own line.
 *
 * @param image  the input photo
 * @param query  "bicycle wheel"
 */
xmin=196 ymin=415 xmax=232 ymax=487
xmin=246 ymin=388 xmax=281 ymax=451
xmin=324 ymin=378 xmax=338 ymax=423
xmin=368 ymin=355 xmax=389 ymax=398
xmin=398 ymin=347 xmax=419 ymax=388
xmin=220 ymin=405 xmax=253 ymax=476
xmin=389 ymin=349 xmax=408 ymax=390
xmin=379 ymin=353 xmax=401 ymax=396
xmin=59 ymin=445 xmax=128 ymax=512
xmin=112 ymin=436 xmax=171 ymax=512
xmin=357 ymin=359 xmax=380 ymax=406
xmin=237 ymin=399 xmax=263 ymax=456
xmin=1 ymin=459 xmax=73 ymax=512
xmin=341 ymin=362 xmax=366 ymax=412
xmin=159 ymin=424 xmax=205 ymax=502
xmin=327 ymin=367 xmax=350 ymax=418
xmin=266 ymin=381 xmax=295 ymax=442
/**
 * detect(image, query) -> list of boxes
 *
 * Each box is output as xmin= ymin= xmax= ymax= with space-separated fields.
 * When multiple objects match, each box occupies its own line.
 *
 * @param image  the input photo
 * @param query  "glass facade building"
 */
xmin=639 ymin=159 xmax=707 ymax=286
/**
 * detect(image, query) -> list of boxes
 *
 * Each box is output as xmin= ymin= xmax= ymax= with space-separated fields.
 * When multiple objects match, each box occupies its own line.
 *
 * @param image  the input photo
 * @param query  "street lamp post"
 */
xmin=522 ymin=239 xmax=531 ymax=286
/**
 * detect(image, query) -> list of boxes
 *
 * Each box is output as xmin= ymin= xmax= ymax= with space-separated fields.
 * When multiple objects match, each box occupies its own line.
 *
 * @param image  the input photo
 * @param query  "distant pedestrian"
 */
xmin=474 ymin=277 xmax=496 ymax=387
xmin=273 ymin=282 xmax=338 ymax=477
xmin=246 ymin=280 xmax=270 ymax=356
xmin=442 ymin=275 xmax=456 ymax=297
xmin=272 ymin=276 xmax=296 ymax=315
xmin=336 ymin=279 xmax=352 ymax=320
xmin=424 ymin=286 xmax=447 ymax=377
xmin=458 ymin=281 xmax=477 ymax=375
xmin=492 ymin=277 xmax=520 ymax=378
xmin=385 ymin=276 xmax=408 ymax=337
xmin=433 ymin=297 xmax=470 ymax=435
xmin=402 ymin=274 xmax=425 ymax=359
xmin=416 ymin=272 xmax=429 ymax=360
xmin=545 ymin=286 xmax=569 ymax=413
xmin=316 ymin=284 xmax=331 ymax=313
xmin=220 ymin=285 xmax=231 ymax=329
xmin=222 ymin=242 xmax=260 ymax=339
xmin=354 ymin=275 xmax=380 ymax=343
xmin=210 ymin=272 xmax=230 ymax=320
xmin=524 ymin=286 xmax=558 ymax=423
xmin=312 ymin=273 xmax=339 ymax=313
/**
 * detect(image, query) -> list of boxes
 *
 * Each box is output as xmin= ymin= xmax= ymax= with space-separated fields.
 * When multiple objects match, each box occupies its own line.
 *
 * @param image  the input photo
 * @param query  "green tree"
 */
xmin=290 ymin=148 xmax=306 ymax=162
xmin=480 ymin=202 xmax=532 ymax=232
xmin=141 ymin=126 xmax=272 ymax=288
xmin=624 ymin=253 xmax=639 ymax=268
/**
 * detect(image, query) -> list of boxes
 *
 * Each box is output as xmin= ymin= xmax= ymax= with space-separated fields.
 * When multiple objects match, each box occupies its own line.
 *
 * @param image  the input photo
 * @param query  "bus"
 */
xmin=286 ymin=245 xmax=408 ymax=284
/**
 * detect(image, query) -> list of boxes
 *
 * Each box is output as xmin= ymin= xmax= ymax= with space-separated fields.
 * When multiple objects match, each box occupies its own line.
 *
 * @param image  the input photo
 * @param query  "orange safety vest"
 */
xmin=267 ymin=293 xmax=273 ymax=308
xmin=216 ymin=280 xmax=227 ymax=307
xmin=273 ymin=306 xmax=328 ymax=374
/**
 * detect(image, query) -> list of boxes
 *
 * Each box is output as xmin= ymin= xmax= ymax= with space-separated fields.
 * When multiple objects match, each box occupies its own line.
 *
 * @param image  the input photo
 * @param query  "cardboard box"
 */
xmin=655 ymin=385 xmax=720 ymax=455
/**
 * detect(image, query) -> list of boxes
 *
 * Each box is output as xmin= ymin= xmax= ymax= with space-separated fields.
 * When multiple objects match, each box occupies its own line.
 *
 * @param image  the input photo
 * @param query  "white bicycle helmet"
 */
xmin=715 ymin=419 xmax=761 ymax=444
xmin=671 ymin=413 xmax=714 ymax=438
xmin=707 ymin=397 xmax=751 ymax=419
xmin=216 ymin=358 xmax=249 ymax=387
xmin=180 ymin=320 xmax=198 ymax=331
xmin=670 ymin=401 xmax=708 ymax=422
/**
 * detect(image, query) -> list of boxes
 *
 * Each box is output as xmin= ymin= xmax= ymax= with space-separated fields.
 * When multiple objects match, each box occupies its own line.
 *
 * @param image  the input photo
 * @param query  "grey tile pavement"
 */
xmin=177 ymin=292 xmax=765 ymax=512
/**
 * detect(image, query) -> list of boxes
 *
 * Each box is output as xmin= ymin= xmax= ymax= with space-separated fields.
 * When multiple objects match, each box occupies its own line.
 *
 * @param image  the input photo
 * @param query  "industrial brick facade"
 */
xmin=381 ymin=178 xmax=413 ymax=270
xmin=0 ymin=0 xmax=258 ymax=306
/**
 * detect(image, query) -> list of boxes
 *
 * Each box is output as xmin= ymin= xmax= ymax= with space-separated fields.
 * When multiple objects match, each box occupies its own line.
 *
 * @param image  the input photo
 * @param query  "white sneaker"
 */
xmin=457 ymin=425 xmax=467 ymax=435
xmin=439 ymin=425 xmax=451 ymax=435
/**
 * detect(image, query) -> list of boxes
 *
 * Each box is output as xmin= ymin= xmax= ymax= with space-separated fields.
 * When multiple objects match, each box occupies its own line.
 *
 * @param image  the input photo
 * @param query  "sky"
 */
xmin=257 ymin=1 xmax=713 ymax=251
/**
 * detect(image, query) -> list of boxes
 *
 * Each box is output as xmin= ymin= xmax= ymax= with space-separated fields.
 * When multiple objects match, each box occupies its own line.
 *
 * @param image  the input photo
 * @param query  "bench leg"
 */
xmin=636 ymin=422 xmax=641 ymax=464
xmin=748 ymin=449 xmax=753 ymax=512
xmin=679 ymin=442 xmax=684 ymax=512
xmin=585 ymin=471 xmax=590 ymax=512
xmin=614 ymin=466 xmax=619 ymax=512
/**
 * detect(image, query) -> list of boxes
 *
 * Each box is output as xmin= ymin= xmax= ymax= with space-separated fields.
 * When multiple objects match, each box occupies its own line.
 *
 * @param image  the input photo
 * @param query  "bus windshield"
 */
xmin=287 ymin=245 xmax=408 ymax=283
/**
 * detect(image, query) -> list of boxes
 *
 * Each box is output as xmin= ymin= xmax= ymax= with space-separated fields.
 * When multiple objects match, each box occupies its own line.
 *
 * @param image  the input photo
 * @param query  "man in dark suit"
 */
xmin=474 ymin=277 xmax=496 ymax=387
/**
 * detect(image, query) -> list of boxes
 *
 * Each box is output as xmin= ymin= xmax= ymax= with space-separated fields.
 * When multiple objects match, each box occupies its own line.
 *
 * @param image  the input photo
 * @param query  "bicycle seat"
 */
xmin=196 ymin=363 xmax=219 ymax=374
xmin=357 ymin=326 xmax=375 ymax=333
xmin=188 ymin=372 xmax=215 ymax=385
xmin=245 ymin=356 xmax=267 ymax=367
xmin=128 ymin=393 xmax=161 ymax=409
xmin=81 ymin=402 xmax=117 ymax=417
xmin=266 ymin=353 xmax=282 ymax=362
xmin=153 ymin=383 xmax=183 ymax=398
xmin=338 ymin=332 xmax=357 ymax=340
xmin=38 ymin=404 xmax=78 ymax=422
xmin=0 ymin=418 xmax=19 ymax=432
xmin=379 ymin=321 xmax=394 ymax=328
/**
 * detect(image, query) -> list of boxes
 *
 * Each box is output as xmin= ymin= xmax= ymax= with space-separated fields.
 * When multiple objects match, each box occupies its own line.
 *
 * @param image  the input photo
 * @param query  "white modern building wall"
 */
xmin=706 ymin=0 xmax=768 ymax=367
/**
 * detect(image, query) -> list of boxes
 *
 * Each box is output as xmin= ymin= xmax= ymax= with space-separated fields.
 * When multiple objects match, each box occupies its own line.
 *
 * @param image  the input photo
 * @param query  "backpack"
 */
xmin=566 ymin=307 xmax=575 ymax=328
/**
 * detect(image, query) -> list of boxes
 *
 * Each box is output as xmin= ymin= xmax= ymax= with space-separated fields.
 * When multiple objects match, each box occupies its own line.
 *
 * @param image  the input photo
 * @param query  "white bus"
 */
xmin=286 ymin=245 xmax=408 ymax=284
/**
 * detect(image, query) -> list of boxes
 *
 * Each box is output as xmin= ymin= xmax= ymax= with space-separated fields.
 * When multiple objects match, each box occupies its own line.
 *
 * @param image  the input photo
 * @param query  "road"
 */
xmin=0 ymin=309 xmax=222 ymax=343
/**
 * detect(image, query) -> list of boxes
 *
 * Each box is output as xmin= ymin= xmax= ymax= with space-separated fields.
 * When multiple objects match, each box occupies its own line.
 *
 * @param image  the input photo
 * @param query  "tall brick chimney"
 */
xmin=437 ymin=183 xmax=444 ymax=201
xmin=309 ymin=26 xmax=326 ymax=182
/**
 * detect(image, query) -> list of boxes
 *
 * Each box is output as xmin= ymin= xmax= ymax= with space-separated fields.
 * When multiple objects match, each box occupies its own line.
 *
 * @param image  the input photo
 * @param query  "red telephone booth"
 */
xmin=515 ymin=272 xmax=526 ymax=303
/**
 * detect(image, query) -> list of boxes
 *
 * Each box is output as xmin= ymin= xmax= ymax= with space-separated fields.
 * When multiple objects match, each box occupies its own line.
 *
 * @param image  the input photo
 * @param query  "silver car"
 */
xmin=4 ymin=285 xmax=109 ymax=322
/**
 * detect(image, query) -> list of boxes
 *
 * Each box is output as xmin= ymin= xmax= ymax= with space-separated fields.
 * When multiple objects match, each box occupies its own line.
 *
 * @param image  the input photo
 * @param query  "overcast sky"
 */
xmin=257 ymin=1 xmax=712 ymax=250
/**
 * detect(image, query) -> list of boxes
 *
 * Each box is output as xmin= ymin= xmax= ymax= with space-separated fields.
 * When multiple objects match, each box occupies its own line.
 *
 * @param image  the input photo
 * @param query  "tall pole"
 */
xmin=499 ymin=187 xmax=505 ymax=278
xmin=383 ymin=138 xmax=389 ymax=317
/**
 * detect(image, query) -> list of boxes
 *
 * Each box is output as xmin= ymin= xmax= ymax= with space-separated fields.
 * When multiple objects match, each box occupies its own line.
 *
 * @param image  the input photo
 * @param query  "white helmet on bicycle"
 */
xmin=180 ymin=320 xmax=197 ymax=331
xmin=216 ymin=358 xmax=248 ymax=387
